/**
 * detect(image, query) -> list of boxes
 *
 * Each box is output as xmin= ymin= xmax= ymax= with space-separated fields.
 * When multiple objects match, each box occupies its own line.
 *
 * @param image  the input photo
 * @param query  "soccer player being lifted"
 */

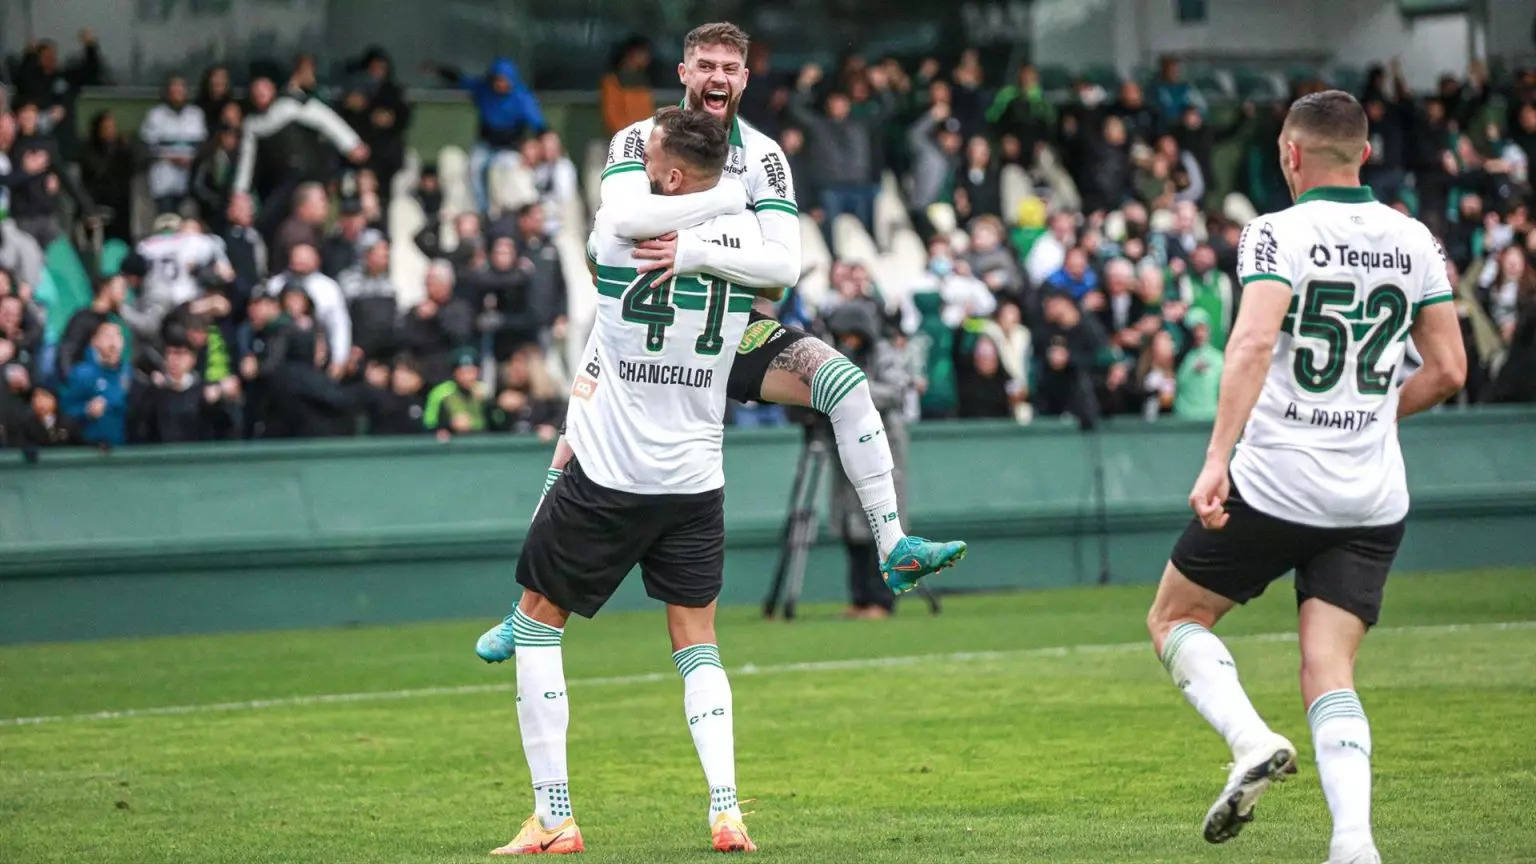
xmin=487 ymin=108 xmax=770 ymax=855
xmin=478 ymin=23 xmax=965 ymax=649
xmin=1145 ymin=91 xmax=1466 ymax=864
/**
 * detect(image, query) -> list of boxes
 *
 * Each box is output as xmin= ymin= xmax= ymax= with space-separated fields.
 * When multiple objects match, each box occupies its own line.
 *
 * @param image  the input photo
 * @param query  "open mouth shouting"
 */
xmin=702 ymin=88 xmax=730 ymax=113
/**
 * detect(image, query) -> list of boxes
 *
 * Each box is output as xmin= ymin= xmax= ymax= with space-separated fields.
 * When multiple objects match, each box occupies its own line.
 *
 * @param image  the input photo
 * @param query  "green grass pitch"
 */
xmin=2 ymin=568 xmax=1534 ymax=863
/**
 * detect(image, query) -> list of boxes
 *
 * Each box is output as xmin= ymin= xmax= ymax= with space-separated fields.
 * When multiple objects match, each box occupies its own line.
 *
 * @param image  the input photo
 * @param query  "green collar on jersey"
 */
xmin=677 ymin=97 xmax=745 ymax=148
xmin=1296 ymin=185 xmax=1376 ymax=205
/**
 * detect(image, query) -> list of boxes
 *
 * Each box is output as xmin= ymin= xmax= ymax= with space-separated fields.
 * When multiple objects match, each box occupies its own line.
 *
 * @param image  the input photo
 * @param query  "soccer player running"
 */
xmin=488 ymin=108 xmax=768 ymax=856
xmin=489 ymin=23 xmax=963 ymax=619
xmin=1145 ymin=91 xmax=1466 ymax=864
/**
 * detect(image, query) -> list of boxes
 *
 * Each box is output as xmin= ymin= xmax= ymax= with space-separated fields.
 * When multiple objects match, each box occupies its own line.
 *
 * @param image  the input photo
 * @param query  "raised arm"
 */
xmin=671 ymin=146 xmax=802 ymax=292
xmin=597 ymin=129 xmax=747 ymax=239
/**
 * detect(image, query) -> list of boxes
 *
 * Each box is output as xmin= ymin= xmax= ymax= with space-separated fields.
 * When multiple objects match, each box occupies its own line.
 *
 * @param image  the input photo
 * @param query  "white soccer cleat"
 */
xmin=1323 ymin=847 xmax=1381 ymax=864
xmin=1203 ymin=732 xmax=1298 ymax=843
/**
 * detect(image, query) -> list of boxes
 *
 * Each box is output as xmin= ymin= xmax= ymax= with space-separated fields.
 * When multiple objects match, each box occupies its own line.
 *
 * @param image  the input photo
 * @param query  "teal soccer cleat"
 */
xmin=475 ymin=615 xmax=517 ymax=663
xmin=880 ymin=536 xmax=967 ymax=595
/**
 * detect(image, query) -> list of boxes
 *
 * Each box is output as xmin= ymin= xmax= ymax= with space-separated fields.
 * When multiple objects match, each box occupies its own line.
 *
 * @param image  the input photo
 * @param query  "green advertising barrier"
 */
xmin=2 ymin=409 xmax=1534 ymax=643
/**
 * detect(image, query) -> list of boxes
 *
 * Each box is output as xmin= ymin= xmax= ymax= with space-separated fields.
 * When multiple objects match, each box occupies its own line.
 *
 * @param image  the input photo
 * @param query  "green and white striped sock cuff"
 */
xmin=673 ymin=643 xmax=723 ymax=677
xmin=710 ymin=786 xmax=738 ymax=814
xmin=1160 ymin=621 xmax=1210 ymax=672
xmin=542 ymin=468 xmax=563 ymax=496
xmin=512 ymin=608 xmax=563 ymax=648
xmin=810 ymin=356 xmax=866 ymax=415
xmin=1308 ymin=689 xmax=1366 ymax=728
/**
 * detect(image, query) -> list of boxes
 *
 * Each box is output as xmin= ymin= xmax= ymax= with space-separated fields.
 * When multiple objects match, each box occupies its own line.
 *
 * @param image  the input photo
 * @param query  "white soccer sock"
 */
xmin=513 ymin=608 xmax=572 ymax=829
xmin=1310 ymin=689 xmax=1374 ymax=859
xmin=673 ymin=643 xmax=741 ymax=824
xmin=811 ymin=357 xmax=906 ymax=559
xmin=532 ymin=468 xmax=562 ymax=522
xmin=1160 ymin=621 xmax=1272 ymax=757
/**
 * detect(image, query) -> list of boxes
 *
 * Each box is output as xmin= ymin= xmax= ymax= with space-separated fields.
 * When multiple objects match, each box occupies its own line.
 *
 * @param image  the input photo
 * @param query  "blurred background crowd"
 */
xmin=0 ymin=11 xmax=1533 ymax=450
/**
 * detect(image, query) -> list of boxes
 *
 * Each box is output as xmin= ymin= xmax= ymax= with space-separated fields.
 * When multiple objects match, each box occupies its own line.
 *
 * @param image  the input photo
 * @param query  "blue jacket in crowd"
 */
xmin=460 ymin=58 xmax=546 ymax=148
xmin=61 ymin=348 xmax=128 ymax=447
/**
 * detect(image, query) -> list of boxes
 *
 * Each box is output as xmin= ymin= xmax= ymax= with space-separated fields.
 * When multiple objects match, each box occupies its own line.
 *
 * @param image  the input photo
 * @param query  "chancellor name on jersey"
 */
xmin=567 ymin=212 xmax=763 ymax=496
xmin=1232 ymin=186 xmax=1453 ymax=529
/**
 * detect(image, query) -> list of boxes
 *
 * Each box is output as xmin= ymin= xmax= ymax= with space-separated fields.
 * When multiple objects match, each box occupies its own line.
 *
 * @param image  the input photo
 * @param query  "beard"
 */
xmin=686 ymin=88 xmax=742 ymax=127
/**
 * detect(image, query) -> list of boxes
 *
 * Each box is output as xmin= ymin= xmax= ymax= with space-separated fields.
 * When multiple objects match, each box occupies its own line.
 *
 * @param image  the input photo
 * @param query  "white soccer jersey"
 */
xmin=566 ymin=210 xmax=763 ymax=495
xmin=135 ymin=232 xmax=229 ymax=310
xmin=1232 ymin=185 xmax=1453 ymax=528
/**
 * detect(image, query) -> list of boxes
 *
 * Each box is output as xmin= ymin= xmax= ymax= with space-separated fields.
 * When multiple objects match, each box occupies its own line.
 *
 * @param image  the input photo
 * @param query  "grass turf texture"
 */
xmin=2 ymin=568 xmax=1534 ymax=863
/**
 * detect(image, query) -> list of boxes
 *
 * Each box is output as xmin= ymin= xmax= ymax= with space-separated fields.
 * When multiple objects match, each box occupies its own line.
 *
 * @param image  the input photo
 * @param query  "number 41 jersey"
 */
xmin=1233 ymin=186 xmax=1453 ymax=528
xmin=566 ymin=211 xmax=763 ymax=496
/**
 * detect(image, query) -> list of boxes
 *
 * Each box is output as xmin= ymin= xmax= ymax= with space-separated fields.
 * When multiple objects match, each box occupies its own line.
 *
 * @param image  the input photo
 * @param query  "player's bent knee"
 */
xmin=666 ymin=602 xmax=718 ymax=651
xmin=1147 ymin=562 xmax=1226 ymax=648
xmin=518 ymin=590 xmax=571 ymax=630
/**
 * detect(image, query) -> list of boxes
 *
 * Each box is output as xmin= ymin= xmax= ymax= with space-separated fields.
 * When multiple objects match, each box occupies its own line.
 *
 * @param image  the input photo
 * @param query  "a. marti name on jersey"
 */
xmin=617 ymin=360 xmax=715 ymax=388
xmin=1283 ymin=402 xmax=1379 ymax=431
xmin=1311 ymin=243 xmax=1413 ymax=275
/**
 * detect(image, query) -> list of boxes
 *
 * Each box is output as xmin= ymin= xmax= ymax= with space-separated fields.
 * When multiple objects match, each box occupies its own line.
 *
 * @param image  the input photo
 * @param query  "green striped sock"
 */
xmin=673 ymin=643 xmax=723 ymax=677
xmin=810 ymin=356 xmax=866 ymax=415
xmin=513 ymin=608 xmax=563 ymax=648
xmin=542 ymin=468 xmax=562 ymax=496
xmin=1159 ymin=621 xmax=1210 ymax=672
xmin=1308 ymin=689 xmax=1367 ymax=727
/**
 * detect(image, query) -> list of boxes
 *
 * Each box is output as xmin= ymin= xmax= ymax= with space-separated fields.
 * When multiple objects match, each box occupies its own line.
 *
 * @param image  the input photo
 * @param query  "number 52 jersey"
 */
xmin=566 ymin=211 xmax=763 ymax=496
xmin=1233 ymin=186 xmax=1453 ymax=528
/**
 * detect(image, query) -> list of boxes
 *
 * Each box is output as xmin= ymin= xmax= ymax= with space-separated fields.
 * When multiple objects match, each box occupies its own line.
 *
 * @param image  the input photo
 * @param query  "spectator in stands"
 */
xmin=236 ymin=292 xmax=284 ymax=437
xmin=1362 ymin=70 xmax=1411 ymax=208
xmin=14 ymin=384 xmax=84 ymax=447
xmin=964 ymin=215 xmax=1024 ymax=305
xmin=266 ymin=244 xmax=351 ymax=379
xmin=494 ymin=344 xmax=564 ymax=438
xmin=954 ymin=136 xmax=1003 ymax=223
xmin=1137 ymin=329 xmax=1179 ymax=421
xmin=790 ymin=64 xmax=884 ymax=240
xmin=1082 ymin=114 xmax=1132 ymax=214
xmin=339 ymin=238 xmax=399 ymax=360
xmin=141 ymin=75 xmax=208 ymax=216
xmin=1091 ymin=257 xmax=1149 ymax=355
xmin=739 ymin=43 xmax=789 ymax=140
xmin=1151 ymin=57 xmax=1206 ymax=126
xmin=1173 ymin=308 xmax=1222 ymax=420
xmin=362 ymin=354 xmax=428 ymax=435
xmin=949 ymin=49 xmax=988 ymax=140
xmin=1481 ymin=244 xmax=1536 ymax=345
xmin=907 ymin=101 xmax=964 ymax=234
xmin=9 ymin=101 xmax=97 ymax=249
xmin=58 ymin=274 xmax=130 ymax=381
xmin=62 ymin=319 xmax=128 ymax=447
xmin=127 ymin=338 xmax=234 ymax=443
xmin=1157 ymin=200 xmax=1202 ymax=273
xmin=321 ymin=198 xmax=378 ymax=278
xmin=426 ymin=347 xmax=498 ymax=438
xmin=220 ymin=193 xmax=267 ymax=309
xmin=234 ymin=69 xmax=367 ymax=237
xmin=600 ymin=37 xmax=655 ymax=137
xmin=79 ymin=110 xmax=137 ymax=244
xmin=190 ymin=122 xmax=241 ymax=234
xmin=504 ymin=203 xmax=564 ymax=342
xmin=415 ymin=211 xmax=483 ymax=276
xmin=7 ymin=30 xmax=102 ymax=159
xmin=955 ymin=333 xmax=1014 ymax=420
xmin=1158 ymin=134 xmax=1205 ymax=205
xmin=1043 ymin=246 xmax=1098 ymax=302
xmin=824 ymin=300 xmax=906 ymax=619
xmin=912 ymin=235 xmax=997 ymax=329
xmin=262 ymin=283 xmax=353 ymax=438
xmin=427 ymin=56 xmax=545 ymax=214
xmin=460 ymin=233 xmax=534 ymax=359
xmin=337 ymin=47 xmax=410 ymax=213
xmin=988 ymin=64 xmax=1057 ymax=161
xmin=778 ymin=127 xmax=819 ymax=221
xmin=0 ymin=116 xmax=45 ymax=289
xmin=401 ymin=260 xmax=474 ymax=385
xmin=196 ymin=65 xmax=238 ymax=129
xmin=1025 ymin=210 xmax=1077 ymax=289
xmin=528 ymin=132 xmax=579 ymax=236
xmin=1176 ymin=243 xmax=1233 ymax=350
xmin=1112 ymin=81 xmax=1159 ymax=148
xmin=1032 ymin=289 xmax=1107 ymax=429
xmin=272 ymin=183 xmax=329 ymax=275
xmin=0 ymin=293 xmax=41 ymax=376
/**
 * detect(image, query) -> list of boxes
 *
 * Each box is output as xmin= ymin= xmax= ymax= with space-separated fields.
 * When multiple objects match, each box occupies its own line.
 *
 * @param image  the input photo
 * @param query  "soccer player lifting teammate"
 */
xmin=478 ymin=23 xmax=964 ymax=636
xmin=1146 ymin=91 xmax=1466 ymax=864
xmin=486 ymin=108 xmax=768 ymax=855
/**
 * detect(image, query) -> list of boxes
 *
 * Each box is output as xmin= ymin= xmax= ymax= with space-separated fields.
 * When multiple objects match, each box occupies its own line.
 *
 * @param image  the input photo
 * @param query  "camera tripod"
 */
xmin=762 ymin=426 xmax=940 ymax=620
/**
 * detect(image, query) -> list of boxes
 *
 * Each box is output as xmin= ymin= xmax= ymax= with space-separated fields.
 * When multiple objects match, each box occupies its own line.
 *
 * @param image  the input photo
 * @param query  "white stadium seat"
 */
xmin=831 ymin=213 xmax=879 ymax=266
xmin=797 ymin=213 xmax=832 ymax=310
xmin=873 ymin=170 xmax=911 ymax=250
xmin=436 ymin=146 xmax=474 ymax=218
xmin=1000 ymin=164 xmax=1030 ymax=227
xmin=387 ymin=193 xmax=429 ymax=310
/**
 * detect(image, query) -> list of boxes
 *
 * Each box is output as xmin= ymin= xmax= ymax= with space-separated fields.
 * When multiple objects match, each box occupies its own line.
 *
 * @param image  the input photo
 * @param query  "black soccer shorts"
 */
xmin=726 ymin=310 xmax=817 ymax=404
xmin=515 ymin=458 xmax=726 ymax=618
xmin=1169 ymin=477 xmax=1405 ymax=626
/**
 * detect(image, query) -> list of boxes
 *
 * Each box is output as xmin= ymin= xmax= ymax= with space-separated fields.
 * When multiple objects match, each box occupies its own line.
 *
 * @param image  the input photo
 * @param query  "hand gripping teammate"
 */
xmin=1145 ymin=91 xmax=1466 ymax=864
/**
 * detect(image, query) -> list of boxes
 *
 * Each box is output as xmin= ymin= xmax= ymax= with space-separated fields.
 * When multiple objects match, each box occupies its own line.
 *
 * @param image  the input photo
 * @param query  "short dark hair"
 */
xmin=652 ymin=107 xmax=730 ymax=177
xmin=684 ymin=22 xmax=749 ymax=58
xmin=1284 ymin=90 xmax=1368 ymax=153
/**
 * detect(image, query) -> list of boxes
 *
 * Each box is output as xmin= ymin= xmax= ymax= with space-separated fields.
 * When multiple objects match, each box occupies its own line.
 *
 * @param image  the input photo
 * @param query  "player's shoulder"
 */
xmin=736 ymin=116 xmax=781 ymax=155
xmin=607 ymin=118 xmax=653 ymax=167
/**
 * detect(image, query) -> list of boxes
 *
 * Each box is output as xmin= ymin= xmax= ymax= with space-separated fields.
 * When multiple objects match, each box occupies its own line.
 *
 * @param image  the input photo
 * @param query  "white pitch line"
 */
xmin=2 ymin=619 xmax=1532 ymax=729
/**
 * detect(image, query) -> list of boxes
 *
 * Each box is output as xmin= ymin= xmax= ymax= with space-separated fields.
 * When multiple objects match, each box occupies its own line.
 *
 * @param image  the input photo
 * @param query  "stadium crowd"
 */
xmin=0 ymin=32 xmax=1533 ymax=449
